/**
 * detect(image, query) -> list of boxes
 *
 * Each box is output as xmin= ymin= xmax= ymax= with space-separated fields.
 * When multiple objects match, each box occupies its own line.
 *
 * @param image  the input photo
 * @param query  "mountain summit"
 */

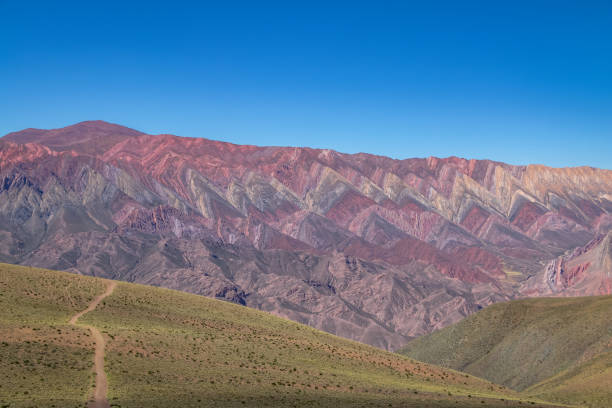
xmin=1 ymin=121 xmax=611 ymax=350
xmin=3 ymin=120 xmax=144 ymax=154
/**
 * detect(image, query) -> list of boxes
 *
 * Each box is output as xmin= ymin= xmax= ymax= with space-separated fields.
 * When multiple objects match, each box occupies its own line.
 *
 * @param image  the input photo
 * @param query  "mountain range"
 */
xmin=1 ymin=120 xmax=611 ymax=350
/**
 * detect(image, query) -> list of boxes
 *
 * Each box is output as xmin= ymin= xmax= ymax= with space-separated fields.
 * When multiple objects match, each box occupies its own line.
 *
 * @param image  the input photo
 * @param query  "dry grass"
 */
xmin=400 ymin=296 xmax=612 ymax=408
xmin=0 ymin=263 xmax=563 ymax=407
xmin=0 ymin=263 xmax=106 ymax=408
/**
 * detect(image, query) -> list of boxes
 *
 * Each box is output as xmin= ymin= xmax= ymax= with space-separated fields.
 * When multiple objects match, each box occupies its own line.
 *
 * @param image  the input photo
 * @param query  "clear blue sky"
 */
xmin=2 ymin=1 xmax=611 ymax=168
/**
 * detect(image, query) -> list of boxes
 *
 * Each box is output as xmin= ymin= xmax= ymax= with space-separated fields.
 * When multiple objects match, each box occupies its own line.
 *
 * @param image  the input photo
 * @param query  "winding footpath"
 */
xmin=69 ymin=281 xmax=117 ymax=408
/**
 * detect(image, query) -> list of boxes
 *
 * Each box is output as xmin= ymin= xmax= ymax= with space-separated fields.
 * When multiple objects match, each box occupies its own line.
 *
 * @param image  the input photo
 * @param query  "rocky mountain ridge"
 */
xmin=1 ymin=120 xmax=611 ymax=350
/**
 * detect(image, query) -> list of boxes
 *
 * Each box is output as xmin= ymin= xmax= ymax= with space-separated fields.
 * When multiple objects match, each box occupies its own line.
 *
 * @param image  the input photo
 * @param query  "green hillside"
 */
xmin=399 ymin=296 xmax=612 ymax=408
xmin=0 ymin=263 xmax=562 ymax=408
xmin=526 ymin=350 xmax=612 ymax=408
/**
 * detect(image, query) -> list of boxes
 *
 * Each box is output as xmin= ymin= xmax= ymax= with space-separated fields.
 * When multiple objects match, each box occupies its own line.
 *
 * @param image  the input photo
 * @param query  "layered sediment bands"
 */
xmin=522 ymin=231 xmax=612 ymax=296
xmin=1 ymin=120 xmax=611 ymax=350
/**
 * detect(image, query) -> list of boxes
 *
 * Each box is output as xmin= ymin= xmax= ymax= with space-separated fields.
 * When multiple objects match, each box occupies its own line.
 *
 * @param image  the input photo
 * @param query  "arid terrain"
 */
xmin=1 ymin=120 xmax=611 ymax=350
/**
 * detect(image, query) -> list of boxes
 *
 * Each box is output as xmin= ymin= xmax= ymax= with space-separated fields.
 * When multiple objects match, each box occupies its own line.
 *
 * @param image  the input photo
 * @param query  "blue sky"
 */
xmin=2 ymin=1 xmax=611 ymax=168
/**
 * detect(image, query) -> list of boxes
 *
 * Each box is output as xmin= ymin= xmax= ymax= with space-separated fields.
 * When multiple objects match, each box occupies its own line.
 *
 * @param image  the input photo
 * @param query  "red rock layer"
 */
xmin=1 ymin=120 xmax=611 ymax=350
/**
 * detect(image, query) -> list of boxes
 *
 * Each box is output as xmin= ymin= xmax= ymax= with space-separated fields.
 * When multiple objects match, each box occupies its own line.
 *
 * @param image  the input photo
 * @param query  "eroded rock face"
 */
xmin=1 ymin=120 xmax=611 ymax=350
xmin=522 ymin=231 xmax=612 ymax=296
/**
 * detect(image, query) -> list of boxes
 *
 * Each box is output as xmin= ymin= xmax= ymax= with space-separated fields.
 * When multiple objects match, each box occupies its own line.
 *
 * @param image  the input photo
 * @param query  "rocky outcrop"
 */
xmin=523 ymin=231 xmax=612 ymax=296
xmin=1 ymin=120 xmax=611 ymax=350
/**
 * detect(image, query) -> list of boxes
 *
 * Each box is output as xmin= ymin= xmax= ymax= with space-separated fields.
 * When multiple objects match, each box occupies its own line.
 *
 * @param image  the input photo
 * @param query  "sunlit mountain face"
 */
xmin=2 ymin=120 xmax=612 ymax=350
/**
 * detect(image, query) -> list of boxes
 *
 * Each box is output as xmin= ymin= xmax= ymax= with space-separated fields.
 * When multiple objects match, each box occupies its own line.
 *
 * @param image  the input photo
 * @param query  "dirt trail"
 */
xmin=69 ymin=281 xmax=116 ymax=408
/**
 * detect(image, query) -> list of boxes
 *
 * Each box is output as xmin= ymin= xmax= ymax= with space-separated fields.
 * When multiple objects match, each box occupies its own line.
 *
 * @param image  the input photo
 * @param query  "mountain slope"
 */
xmin=527 ymin=350 xmax=612 ymax=408
xmin=0 ymin=263 xmax=107 ymax=407
xmin=2 ymin=120 xmax=144 ymax=155
xmin=1 ymin=120 xmax=611 ymax=349
xmin=523 ymin=231 xmax=612 ymax=296
xmin=399 ymin=295 xmax=612 ymax=407
xmin=0 ymin=263 xmax=561 ymax=408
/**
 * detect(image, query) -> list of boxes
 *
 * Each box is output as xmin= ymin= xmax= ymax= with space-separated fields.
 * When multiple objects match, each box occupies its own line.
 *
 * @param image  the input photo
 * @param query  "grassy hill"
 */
xmin=526 ymin=350 xmax=612 ymax=408
xmin=399 ymin=296 xmax=612 ymax=408
xmin=0 ymin=263 xmax=563 ymax=408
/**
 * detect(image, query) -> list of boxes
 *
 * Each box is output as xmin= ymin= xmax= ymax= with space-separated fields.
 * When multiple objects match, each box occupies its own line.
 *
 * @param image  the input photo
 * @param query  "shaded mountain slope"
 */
xmin=527 ymin=350 xmax=612 ymax=408
xmin=0 ymin=263 xmax=562 ymax=408
xmin=1 ymin=120 xmax=611 ymax=349
xmin=399 ymin=295 xmax=612 ymax=407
